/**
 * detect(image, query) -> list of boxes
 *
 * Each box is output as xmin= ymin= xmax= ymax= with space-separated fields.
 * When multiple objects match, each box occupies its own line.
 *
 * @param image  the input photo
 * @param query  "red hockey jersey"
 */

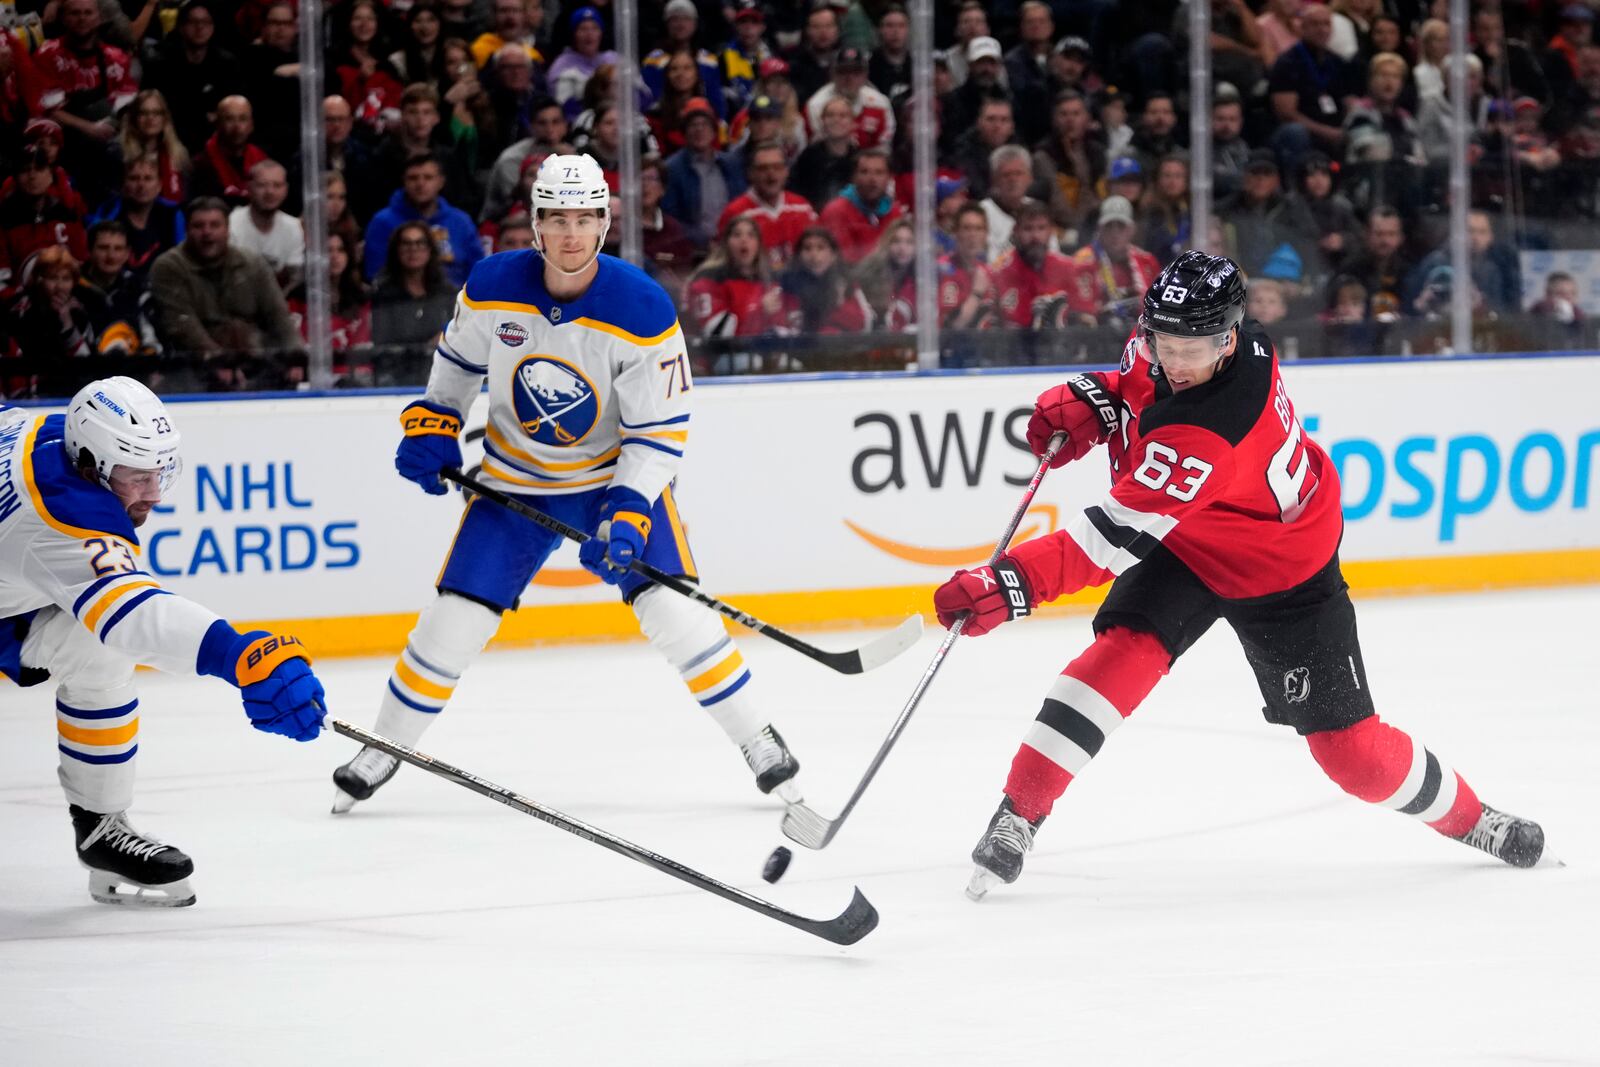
xmin=685 ymin=270 xmax=786 ymax=337
xmin=1011 ymin=322 xmax=1343 ymax=602
xmin=989 ymin=248 xmax=1073 ymax=328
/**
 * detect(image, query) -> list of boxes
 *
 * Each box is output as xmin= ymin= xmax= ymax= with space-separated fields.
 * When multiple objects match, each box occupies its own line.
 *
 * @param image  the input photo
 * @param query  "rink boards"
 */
xmin=124 ymin=354 xmax=1600 ymax=656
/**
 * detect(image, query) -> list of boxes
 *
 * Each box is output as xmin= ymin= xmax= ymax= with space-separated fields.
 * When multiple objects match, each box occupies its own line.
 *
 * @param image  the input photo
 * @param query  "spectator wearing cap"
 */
xmin=1003 ymin=2 xmax=1056 ymax=146
xmin=932 ymin=176 xmax=969 ymax=254
xmin=945 ymin=1 xmax=989 ymax=88
xmin=482 ymin=97 xmax=569 ymax=223
xmin=940 ymin=35 xmax=1010 ymax=154
xmin=144 ymin=0 xmax=245 ymax=156
xmin=1033 ymin=90 xmax=1106 ymax=245
xmin=190 ymin=96 xmax=270 ymax=208
xmin=1211 ymin=93 xmax=1251 ymax=199
xmin=981 ymin=144 xmax=1049 ymax=263
xmin=4 ymin=120 xmax=89 ymax=221
xmin=804 ymin=45 xmax=895 ymax=149
xmin=728 ymin=93 xmax=789 ymax=168
xmin=77 ymin=220 xmax=160 ymax=356
xmin=1065 ymin=195 xmax=1161 ymax=327
xmin=472 ymin=0 xmax=545 ymax=71
xmin=947 ymin=96 xmax=1017 ymax=200
xmin=87 ymin=155 xmax=186 ymax=278
xmin=1048 ymin=36 xmax=1102 ymax=99
xmin=363 ymin=152 xmax=483 ymax=288
xmin=1218 ymin=148 xmax=1319 ymax=279
xmin=663 ymin=97 xmax=747 ymax=251
xmin=150 ymin=197 xmax=298 ymax=365
xmin=728 ymin=58 xmax=807 ymax=158
xmin=30 ymin=0 xmax=139 ymax=205
xmin=1268 ymin=2 xmax=1362 ymax=171
xmin=721 ymin=1 xmax=775 ymax=112
xmin=644 ymin=0 xmax=727 ymax=118
xmin=786 ymin=3 xmax=842 ymax=104
xmin=1106 ymin=155 xmax=1145 ymax=207
xmin=0 ymin=147 xmax=89 ymax=294
xmin=1340 ymin=206 xmax=1412 ymax=322
xmin=818 ymin=146 xmax=904 ymax=263
xmin=1543 ymin=5 xmax=1595 ymax=102
xmin=989 ymin=200 xmax=1073 ymax=331
xmin=228 ymin=160 xmax=304 ymax=293
xmin=548 ymin=6 xmax=618 ymax=121
xmin=867 ymin=5 xmax=911 ymax=104
xmin=790 ymin=93 xmax=858 ymax=209
xmin=718 ymin=141 xmax=818 ymax=267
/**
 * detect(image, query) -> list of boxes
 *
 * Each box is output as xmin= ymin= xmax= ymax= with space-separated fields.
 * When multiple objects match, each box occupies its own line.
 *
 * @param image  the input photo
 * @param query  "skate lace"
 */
xmin=1462 ymin=807 xmax=1513 ymax=857
xmin=740 ymin=728 xmax=786 ymax=776
xmin=80 ymin=812 xmax=168 ymax=861
xmin=350 ymin=746 xmax=399 ymax=782
xmin=988 ymin=810 xmax=1036 ymax=855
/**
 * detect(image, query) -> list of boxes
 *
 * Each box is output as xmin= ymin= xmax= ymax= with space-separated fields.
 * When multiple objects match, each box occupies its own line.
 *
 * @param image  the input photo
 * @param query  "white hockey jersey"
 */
xmin=428 ymin=251 xmax=693 ymax=501
xmin=0 ymin=406 xmax=222 ymax=675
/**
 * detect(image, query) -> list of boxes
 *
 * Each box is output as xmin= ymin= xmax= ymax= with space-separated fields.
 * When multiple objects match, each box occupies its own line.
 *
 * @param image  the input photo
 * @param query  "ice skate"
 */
xmin=966 ymin=796 xmax=1045 ymax=901
xmin=331 ymin=746 xmax=401 ymax=813
xmin=740 ymin=725 xmax=802 ymax=804
xmin=1456 ymin=803 xmax=1559 ymax=868
xmin=70 ymin=805 xmax=195 ymax=908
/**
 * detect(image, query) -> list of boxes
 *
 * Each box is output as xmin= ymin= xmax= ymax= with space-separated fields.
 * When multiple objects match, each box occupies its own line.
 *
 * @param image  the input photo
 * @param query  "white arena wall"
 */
xmin=86 ymin=353 xmax=1600 ymax=657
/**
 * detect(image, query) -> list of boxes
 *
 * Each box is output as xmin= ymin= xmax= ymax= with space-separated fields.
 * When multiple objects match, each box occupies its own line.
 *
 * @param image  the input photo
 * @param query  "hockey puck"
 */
xmin=762 ymin=845 xmax=793 ymax=883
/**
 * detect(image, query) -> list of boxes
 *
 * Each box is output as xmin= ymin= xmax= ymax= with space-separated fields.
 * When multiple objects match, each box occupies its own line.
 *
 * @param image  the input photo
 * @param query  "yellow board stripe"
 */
xmin=462 ymin=295 xmax=543 ymax=315
xmin=687 ymin=650 xmax=745 ymax=694
xmin=482 ymin=455 xmax=615 ymax=490
xmin=395 ymin=658 xmax=454 ymax=702
xmin=21 ymin=418 xmax=143 ymax=548
xmin=58 ymin=718 xmax=140 ymax=746
xmin=574 ymin=316 xmax=681 ymax=347
xmin=82 ymin=580 xmax=159 ymax=633
xmin=486 ymin=424 xmax=621 ymax=472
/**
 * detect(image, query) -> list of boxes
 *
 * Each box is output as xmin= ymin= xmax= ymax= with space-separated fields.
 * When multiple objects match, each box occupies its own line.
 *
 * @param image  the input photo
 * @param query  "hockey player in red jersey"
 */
xmin=934 ymin=250 xmax=1552 ymax=900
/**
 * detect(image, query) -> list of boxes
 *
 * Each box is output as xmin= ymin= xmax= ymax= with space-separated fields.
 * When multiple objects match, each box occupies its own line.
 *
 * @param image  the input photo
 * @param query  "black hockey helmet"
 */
xmin=1137 ymin=249 xmax=1248 ymax=371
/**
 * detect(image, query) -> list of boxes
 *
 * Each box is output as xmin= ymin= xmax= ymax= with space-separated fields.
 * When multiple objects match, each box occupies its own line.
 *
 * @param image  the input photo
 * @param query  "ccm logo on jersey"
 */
xmin=496 ymin=322 xmax=530 ymax=348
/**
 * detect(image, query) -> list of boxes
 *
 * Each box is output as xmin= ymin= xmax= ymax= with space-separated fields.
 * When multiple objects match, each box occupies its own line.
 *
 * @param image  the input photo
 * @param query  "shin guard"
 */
xmin=374 ymin=592 xmax=500 ymax=747
xmin=632 ymin=586 xmax=765 ymax=745
xmin=1306 ymin=716 xmax=1481 ymax=838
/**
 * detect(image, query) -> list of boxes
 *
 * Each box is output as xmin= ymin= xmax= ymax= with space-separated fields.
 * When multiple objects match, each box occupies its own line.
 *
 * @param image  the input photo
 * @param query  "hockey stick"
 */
xmin=780 ymin=432 xmax=1069 ymax=850
xmin=331 ymin=720 xmax=880 ymax=946
xmin=441 ymin=467 xmax=921 ymax=674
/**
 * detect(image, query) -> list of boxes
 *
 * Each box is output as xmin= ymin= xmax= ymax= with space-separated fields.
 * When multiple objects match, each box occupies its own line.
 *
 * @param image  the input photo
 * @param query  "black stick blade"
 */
xmin=802 ymin=887 xmax=879 ymax=946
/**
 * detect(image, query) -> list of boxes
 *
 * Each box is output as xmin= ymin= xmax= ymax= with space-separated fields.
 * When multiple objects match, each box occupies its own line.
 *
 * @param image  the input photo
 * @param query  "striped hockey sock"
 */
xmin=1306 ymin=716 xmax=1482 ymax=838
xmin=1004 ymin=626 xmax=1172 ymax=822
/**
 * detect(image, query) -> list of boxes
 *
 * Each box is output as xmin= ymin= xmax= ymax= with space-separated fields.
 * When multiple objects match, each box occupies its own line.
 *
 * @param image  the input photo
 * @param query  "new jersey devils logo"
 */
xmin=511 ymin=355 xmax=599 ymax=446
xmin=1283 ymin=666 xmax=1312 ymax=705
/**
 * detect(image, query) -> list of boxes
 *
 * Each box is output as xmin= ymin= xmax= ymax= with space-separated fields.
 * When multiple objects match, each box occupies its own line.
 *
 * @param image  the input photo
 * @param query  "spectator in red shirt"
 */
xmin=804 ymin=46 xmax=895 ymax=149
xmin=31 ymin=0 xmax=138 ymax=204
xmin=637 ymin=159 xmax=696 ymax=303
xmin=333 ymin=0 xmax=407 ymax=136
xmin=779 ymin=225 xmax=872 ymax=334
xmin=289 ymin=232 xmax=374 ymax=383
xmin=0 ymin=147 xmax=89 ymax=295
xmin=989 ymin=200 xmax=1073 ymax=329
xmin=117 ymin=90 xmax=192 ymax=204
xmin=1065 ymin=194 xmax=1162 ymax=327
xmin=717 ymin=142 xmax=817 ymax=268
xmin=861 ymin=216 xmax=918 ymax=330
xmin=818 ymin=147 xmax=905 ymax=264
xmin=190 ymin=96 xmax=272 ymax=207
xmin=938 ymin=202 xmax=997 ymax=329
xmin=0 ymin=120 xmax=88 ymax=221
xmin=685 ymin=215 xmax=785 ymax=339
xmin=648 ymin=49 xmax=722 ymax=156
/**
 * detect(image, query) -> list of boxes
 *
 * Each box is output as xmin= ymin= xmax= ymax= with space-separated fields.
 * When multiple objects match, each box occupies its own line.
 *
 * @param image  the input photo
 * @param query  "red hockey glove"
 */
xmin=933 ymin=557 xmax=1033 ymax=637
xmin=1026 ymin=374 xmax=1120 ymax=468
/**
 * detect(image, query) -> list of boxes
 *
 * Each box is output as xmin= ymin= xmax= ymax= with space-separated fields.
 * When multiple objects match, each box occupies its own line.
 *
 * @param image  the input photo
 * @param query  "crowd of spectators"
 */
xmin=3 ymin=0 xmax=1598 ymax=395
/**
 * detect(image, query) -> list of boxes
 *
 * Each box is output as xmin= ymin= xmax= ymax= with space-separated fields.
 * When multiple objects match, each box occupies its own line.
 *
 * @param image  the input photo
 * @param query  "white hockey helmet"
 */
xmin=63 ymin=376 xmax=183 ymax=495
xmin=530 ymin=153 xmax=611 ymax=274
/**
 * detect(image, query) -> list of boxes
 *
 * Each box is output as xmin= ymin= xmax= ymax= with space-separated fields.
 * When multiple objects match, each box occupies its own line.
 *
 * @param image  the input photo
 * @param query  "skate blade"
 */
xmin=330 ymin=787 xmax=358 ymax=815
xmin=88 ymin=873 xmax=196 ymax=908
xmin=1535 ymin=848 xmax=1567 ymax=869
xmin=772 ymin=780 xmax=804 ymax=806
xmin=965 ymin=867 xmax=1003 ymax=902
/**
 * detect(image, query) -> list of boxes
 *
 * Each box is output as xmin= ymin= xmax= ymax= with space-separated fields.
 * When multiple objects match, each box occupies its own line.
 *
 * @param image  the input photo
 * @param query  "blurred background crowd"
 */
xmin=2 ymin=0 xmax=1597 ymax=396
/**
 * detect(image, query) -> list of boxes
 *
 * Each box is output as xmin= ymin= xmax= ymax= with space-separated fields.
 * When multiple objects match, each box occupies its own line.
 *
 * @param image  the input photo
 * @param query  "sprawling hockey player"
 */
xmin=0 ymin=378 xmax=328 ymax=907
xmin=331 ymin=155 xmax=804 ymax=811
xmin=933 ymin=251 xmax=1551 ymax=901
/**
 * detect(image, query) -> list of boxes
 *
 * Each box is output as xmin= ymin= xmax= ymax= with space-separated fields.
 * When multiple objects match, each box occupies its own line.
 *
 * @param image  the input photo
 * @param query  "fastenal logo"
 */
xmin=496 ymin=321 xmax=529 ymax=347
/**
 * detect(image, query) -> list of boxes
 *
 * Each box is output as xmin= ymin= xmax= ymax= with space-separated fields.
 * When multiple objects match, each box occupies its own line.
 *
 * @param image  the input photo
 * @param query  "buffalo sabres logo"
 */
xmin=511 ymin=355 xmax=599 ymax=446
xmin=496 ymin=321 xmax=529 ymax=348
xmin=1283 ymin=666 xmax=1311 ymax=704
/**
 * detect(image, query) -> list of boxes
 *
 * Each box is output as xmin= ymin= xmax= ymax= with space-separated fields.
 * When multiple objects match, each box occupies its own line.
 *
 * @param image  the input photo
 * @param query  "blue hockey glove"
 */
xmin=396 ymin=400 xmax=463 ymax=495
xmin=579 ymin=487 xmax=653 ymax=584
xmin=199 ymin=623 xmax=327 ymax=741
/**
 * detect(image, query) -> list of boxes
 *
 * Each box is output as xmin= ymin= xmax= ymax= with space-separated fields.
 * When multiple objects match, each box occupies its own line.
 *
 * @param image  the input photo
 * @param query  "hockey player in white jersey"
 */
xmin=0 ymin=378 xmax=329 ymax=907
xmin=331 ymin=155 xmax=804 ymax=811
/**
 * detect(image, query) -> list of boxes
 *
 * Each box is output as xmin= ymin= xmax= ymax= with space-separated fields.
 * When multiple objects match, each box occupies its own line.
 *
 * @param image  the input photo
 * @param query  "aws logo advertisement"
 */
xmin=847 ymin=408 xmax=1059 ymax=566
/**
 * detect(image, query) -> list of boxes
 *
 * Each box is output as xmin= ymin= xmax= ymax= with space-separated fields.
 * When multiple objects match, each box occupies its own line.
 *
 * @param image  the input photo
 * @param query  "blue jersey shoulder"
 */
xmin=30 ymin=414 xmax=138 ymax=543
xmin=463 ymin=251 xmax=546 ymax=306
xmin=590 ymin=255 xmax=679 ymax=340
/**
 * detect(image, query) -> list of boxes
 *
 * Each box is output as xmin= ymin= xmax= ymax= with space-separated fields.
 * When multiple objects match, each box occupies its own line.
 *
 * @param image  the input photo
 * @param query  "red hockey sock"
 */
xmin=1004 ymin=626 xmax=1171 ymax=822
xmin=1306 ymin=716 xmax=1481 ymax=838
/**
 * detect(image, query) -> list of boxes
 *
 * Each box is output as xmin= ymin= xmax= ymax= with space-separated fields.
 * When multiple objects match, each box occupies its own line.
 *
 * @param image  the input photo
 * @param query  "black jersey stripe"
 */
xmin=1037 ymin=698 xmax=1106 ymax=759
xmin=1397 ymin=750 xmax=1443 ymax=815
xmin=1084 ymin=506 xmax=1163 ymax=562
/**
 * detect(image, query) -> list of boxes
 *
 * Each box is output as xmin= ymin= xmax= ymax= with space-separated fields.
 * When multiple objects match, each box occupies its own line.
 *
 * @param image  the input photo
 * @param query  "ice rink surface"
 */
xmin=2 ymin=586 xmax=1597 ymax=1065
